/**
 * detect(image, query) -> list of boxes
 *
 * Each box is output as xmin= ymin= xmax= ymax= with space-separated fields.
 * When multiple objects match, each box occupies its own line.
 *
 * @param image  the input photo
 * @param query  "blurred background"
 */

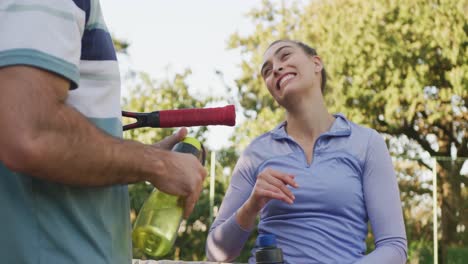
xmin=102 ymin=0 xmax=467 ymax=263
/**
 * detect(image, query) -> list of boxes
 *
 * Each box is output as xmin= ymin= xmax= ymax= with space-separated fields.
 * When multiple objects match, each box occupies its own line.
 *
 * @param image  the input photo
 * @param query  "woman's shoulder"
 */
xmin=243 ymin=130 xmax=279 ymax=154
xmin=241 ymin=123 xmax=290 ymax=158
xmin=343 ymin=117 xmax=382 ymax=142
xmin=337 ymin=115 xmax=387 ymax=158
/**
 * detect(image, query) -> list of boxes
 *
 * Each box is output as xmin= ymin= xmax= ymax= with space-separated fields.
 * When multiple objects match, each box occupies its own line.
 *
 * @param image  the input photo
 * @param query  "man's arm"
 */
xmin=0 ymin=66 xmax=206 ymax=216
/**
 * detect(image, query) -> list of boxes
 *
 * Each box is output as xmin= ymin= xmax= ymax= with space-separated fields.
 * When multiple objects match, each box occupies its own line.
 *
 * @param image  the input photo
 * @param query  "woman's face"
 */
xmin=261 ymin=41 xmax=322 ymax=107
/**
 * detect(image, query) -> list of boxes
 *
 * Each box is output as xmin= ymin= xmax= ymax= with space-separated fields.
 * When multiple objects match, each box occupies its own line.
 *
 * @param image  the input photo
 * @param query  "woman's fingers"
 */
xmin=264 ymin=175 xmax=295 ymax=201
xmin=270 ymin=169 xmax=299 ymax=188
xmin=256 ymin=183 xmax=294 ymax=204
xmin=255 ymin=168 xmax=299 ymax=204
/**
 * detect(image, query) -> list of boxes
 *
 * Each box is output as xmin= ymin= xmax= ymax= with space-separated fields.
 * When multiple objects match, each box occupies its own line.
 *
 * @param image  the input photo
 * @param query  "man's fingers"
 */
xmin=182 ymin=170 xmax=204 ymax=219
xmin=183 ymin=192 xmax=199 ymax=219
xmin=153 ymin=127 xmax=188 ymax=150
xmin=176 ymin=127 xmax=188 ymax=140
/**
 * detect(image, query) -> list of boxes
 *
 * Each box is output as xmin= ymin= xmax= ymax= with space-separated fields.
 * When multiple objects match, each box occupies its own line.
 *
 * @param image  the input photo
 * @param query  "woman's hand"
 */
xmin=247 ymin=168 xmax=298 ymax=211
xmin=236 ymin=168 xmax=298 ymax=230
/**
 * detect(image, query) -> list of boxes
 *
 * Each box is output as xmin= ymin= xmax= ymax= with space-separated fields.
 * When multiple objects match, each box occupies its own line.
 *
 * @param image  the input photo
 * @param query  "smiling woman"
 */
xmin=206 ymin=39 xmax=408 ymax=264
xmin=261 ymin=40 xmax=326 ymax=94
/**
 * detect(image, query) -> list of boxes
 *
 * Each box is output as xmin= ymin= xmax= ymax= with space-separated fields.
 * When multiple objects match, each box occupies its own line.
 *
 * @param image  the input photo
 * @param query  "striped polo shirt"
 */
xmin=0 ymin=0 xmax=131 ymax=263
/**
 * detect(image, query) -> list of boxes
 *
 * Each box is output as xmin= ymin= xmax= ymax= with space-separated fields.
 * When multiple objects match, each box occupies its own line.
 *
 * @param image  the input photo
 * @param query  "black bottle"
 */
xmin=255 ymin=233 xmax=284 ymax=264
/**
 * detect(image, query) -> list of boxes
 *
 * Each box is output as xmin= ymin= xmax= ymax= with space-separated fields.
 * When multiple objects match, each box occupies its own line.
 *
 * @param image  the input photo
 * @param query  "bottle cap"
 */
xmin=257 ymin=233 xmax=277 ymax=248
xmin=255 ymin=233 xmax=283 ymax=263
xmin=182 ymin=137 xmax=201 ymax=151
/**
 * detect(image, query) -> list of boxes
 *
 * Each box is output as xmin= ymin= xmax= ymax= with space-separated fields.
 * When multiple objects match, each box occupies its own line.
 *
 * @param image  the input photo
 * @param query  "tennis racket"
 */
xmin=122 ymin=104 xmax=235 ymax=131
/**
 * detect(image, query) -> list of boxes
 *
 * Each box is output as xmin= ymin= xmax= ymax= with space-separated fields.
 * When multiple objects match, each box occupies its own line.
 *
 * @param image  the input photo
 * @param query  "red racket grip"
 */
xmin=158 ymin=105 xmax=236 ymax=128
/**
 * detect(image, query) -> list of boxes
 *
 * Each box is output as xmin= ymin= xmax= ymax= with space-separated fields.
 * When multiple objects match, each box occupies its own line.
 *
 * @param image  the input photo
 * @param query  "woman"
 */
xmin=206 ymin=40 xmax=407 ymax=263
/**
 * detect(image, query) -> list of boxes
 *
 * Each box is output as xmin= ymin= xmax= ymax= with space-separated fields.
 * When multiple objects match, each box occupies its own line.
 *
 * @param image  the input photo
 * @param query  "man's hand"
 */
xmin=152 ymin=128 xmax=188 ymax=150
xmin=150 ymin=127 xmax=206 ymax=218
xmin=148 ymin=149 xmax=207 ymax=218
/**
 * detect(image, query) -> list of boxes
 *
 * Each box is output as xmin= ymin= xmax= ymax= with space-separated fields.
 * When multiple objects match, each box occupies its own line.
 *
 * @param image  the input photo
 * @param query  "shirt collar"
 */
xmin=271 ymin=113 xmax=352 ymax=140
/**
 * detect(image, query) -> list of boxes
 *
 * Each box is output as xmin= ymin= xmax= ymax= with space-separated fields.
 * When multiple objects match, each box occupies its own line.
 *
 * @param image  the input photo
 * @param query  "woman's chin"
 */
xmin=277 ymin=85 xmax=306 ymax=102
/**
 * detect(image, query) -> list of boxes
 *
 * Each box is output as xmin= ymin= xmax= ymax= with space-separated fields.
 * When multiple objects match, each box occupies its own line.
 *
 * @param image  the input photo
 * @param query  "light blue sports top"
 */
xmin=206 ymin=114 xmax=407 ymax=264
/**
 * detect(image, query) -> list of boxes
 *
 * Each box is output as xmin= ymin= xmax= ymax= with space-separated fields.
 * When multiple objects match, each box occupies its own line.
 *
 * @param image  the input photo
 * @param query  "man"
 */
xmin=0 ymin=0 xmax=207 ymax=263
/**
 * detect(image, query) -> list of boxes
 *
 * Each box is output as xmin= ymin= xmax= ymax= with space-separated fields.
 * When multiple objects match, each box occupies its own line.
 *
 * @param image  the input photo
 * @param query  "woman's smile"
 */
xmin=276 ymin=72 xmax=297 ymax=91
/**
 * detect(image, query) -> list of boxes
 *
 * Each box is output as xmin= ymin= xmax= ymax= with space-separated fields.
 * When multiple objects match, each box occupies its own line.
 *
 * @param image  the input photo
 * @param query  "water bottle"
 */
xmin=132 ymin=137 xmax=204 ymax=258
xmin=255 ymin=234 xmax=284 ymax=264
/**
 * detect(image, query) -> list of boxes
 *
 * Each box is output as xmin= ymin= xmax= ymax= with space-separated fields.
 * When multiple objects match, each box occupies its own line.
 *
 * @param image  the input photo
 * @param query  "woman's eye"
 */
xmin=281 ymin=52 xmax=290 ymax=60
xmin=263 ymin=68 xmax=272 ymax=76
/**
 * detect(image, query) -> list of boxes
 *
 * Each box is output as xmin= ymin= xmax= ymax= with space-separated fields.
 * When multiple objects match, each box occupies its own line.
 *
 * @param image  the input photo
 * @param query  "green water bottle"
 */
xmin=132 ymin=137 xmax=204 ymax=258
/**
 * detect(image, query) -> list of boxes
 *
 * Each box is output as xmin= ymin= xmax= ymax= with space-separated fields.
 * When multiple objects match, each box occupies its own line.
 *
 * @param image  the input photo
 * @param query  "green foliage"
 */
xmin=113 ymin=38 xmax=130 ymax=54
xmin=447 ymin=246 xmax=468 ymax=264
xmin=408 ymin=239 xmax=434 ymax=264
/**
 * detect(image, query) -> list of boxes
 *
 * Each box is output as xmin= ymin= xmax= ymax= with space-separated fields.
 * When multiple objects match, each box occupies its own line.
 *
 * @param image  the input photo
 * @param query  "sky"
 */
xmin=100 ymin=0 xmax=264 ymax=149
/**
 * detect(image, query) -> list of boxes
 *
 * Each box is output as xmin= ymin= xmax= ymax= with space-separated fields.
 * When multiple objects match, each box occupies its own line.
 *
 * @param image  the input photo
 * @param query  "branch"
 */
xmin=417 ymin=159 xmax=433 ymax=171
xmin=458 ymin=136 xmax=467 ymax=157
xmin=400 ymin=183 xmax=432 ymax=196
xmin=375 ymin=118 xmax=408 ymax=136
xmin=434 ymin=119 xmax=458 ymax=145
xmin=405 ymin=127 xmax=438 ymax=156
xmin=462 ymin=176 xmax=468 ymax=186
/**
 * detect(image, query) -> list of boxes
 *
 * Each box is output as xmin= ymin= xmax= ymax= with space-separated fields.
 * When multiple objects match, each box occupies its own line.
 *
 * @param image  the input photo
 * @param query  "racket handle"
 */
xmin=158 ymin=105 xmax=236 ymax=128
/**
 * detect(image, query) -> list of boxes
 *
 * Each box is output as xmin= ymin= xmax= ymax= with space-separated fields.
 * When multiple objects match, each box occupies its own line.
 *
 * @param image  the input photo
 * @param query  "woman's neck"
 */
xmin=285 ymin=93 xmax=335 ymax=142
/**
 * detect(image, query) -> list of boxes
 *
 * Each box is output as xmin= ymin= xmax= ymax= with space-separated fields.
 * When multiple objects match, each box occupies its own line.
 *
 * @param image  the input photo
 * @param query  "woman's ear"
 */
xmin=312 ymin=56 xmax=323 ymax=73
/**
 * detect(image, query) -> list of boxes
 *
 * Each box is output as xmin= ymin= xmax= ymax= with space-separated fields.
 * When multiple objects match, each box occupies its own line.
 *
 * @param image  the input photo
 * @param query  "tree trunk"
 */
xmin=438 ymin=160 xmax=464 ymax=264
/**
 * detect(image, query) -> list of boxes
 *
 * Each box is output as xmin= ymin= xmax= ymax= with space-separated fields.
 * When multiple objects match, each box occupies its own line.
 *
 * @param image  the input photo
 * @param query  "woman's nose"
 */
xmin=273 ymin=66 xmax=284 ymax=76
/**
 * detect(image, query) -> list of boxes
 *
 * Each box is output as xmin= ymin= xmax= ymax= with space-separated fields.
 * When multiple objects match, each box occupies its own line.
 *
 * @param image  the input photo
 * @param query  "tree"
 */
xmin=226 ymin=0 xmax=467 ymax=262
xmin=113 ymin=38 xmax=130 ymax=54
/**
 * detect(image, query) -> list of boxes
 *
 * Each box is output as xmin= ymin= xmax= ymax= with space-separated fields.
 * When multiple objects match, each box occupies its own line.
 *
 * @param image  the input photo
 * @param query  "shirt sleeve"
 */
xmin=0 ymin=0 xmax=85 ymax=88
xmin=206 ymin=151 xmax=257 ymax=262
xmin=355 ymin=130 xmax=408 ymax=264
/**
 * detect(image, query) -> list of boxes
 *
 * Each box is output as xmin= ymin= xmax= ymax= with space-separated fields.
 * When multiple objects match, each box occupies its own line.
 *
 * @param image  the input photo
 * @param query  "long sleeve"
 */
xmin=355 ymin=130 xmax=408 ymax=264
xmin=206 ymin=153 xmax=256 ymax=262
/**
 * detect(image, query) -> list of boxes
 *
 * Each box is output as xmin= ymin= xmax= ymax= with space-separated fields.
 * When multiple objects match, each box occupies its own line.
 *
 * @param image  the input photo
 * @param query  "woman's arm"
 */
xmin=206 ymin=150 xmax=297 ymax=262
xmin=206 ymin=154 xmax=255 ymax=262
xmin=355 ymin=130 xmax=408 ymax=264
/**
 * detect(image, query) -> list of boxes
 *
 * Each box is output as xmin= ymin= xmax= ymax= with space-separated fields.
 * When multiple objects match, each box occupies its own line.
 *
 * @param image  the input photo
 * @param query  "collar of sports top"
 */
xmin=270 ymin=113 xmax=351 ymax=140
